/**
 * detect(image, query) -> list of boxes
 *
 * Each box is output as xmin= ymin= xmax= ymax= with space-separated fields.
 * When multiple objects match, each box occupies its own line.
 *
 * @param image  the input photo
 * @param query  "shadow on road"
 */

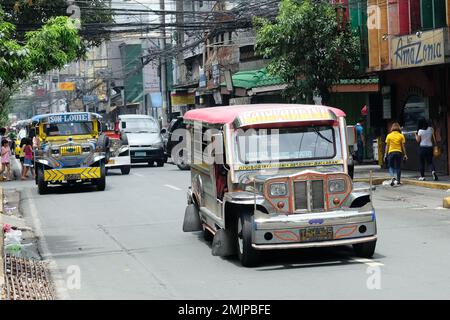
xmin=196 ymin=232 xmax=385 ymax=270
xmin=41 ymin=184 xmax=103 ymax=195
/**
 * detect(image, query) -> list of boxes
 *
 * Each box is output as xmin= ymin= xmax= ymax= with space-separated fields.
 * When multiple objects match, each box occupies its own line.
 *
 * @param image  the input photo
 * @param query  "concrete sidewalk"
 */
xmin=353 ymin=165 xmax=450 ymax=190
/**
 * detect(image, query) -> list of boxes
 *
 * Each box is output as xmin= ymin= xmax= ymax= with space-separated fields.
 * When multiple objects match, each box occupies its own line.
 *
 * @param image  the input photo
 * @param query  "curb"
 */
xmin=0 ymin=187 xmax=5 ymax=299
xmin=354 ymin=177 xmax=450 ymax=190
xmin=353 ymin=177 xmax=388 ymax=186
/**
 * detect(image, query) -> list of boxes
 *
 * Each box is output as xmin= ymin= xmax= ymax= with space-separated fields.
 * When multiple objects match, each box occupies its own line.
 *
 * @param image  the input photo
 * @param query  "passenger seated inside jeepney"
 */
xmin=215 ymin=164 xmax=228 ymax=201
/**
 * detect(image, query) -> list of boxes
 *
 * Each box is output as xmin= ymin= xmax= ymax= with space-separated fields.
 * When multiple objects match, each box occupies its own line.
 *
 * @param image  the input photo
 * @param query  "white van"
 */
xmin=118 ymin=115 xmax=166 ymax=167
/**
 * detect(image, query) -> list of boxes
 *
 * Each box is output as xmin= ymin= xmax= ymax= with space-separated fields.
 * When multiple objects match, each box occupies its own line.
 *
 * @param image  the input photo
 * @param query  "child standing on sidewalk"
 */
xmin=22 ymin=138 xmax=35 ymax=180
xmin=0 ymin=139 xmax=12 ymax=181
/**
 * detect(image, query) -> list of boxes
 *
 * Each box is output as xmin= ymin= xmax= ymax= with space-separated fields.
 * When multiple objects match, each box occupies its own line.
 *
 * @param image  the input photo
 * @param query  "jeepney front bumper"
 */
xmin=252 ymin=207 xmax=377 ymax=250
xmin=44 ymin=167 xmax=101 ymax=183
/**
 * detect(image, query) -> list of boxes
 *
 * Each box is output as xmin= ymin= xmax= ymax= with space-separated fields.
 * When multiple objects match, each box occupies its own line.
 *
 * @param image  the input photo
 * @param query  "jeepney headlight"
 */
xmin=328 ymin=179 xmax=346 ymax=193
xmin=269 ymin=183 xmax=287 ymax=197
xmin=51 ymin=149 xmax=59 ymax=156
xmin=82 ymin=146 xmax=91 ymax=153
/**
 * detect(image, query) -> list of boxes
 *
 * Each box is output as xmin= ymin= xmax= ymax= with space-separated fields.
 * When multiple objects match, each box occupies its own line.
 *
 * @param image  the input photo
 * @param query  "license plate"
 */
xmin=65 ymin=174 xmax=81 ymax=181
xmin=108 ymin=159 xmax=115 ymax=165
xmin=135 ymin=152 xmax=146 ymax=157
xmin=299 ymin=227 xmax=334 ymax=242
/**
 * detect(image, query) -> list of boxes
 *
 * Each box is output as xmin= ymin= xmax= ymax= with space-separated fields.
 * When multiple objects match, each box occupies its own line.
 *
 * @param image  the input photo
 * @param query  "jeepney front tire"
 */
xmin=353 ymin=240 xmax=376 ymax=258
xmin=37 ymin=169 xmax=48 ymax=195
xmin=121 ymin=165 xmax=131 ymax=175
xmin=237 ymin=213 xmax=259 ymax=267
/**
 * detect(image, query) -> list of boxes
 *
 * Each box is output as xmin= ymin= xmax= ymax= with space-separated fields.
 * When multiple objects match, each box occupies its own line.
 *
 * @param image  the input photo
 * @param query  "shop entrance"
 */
xmin=402 ymin=95 xmax=429 ymax=172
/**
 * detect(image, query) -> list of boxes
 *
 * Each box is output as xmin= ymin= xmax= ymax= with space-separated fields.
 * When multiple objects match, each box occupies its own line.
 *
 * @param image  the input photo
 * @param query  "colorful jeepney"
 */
xmin=32 ymin=112 xmax=108 ymax=194
xmin=182 ymin=104 xmax=377 ymax=267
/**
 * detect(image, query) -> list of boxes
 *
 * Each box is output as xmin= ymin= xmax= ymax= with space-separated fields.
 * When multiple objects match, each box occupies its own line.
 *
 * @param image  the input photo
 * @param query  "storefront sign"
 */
xmin=212 ymin=63 xmax=220 ymax=86
xmin=391 ymin=28 xmax=446 ymax=69
xmin=58 ymin=82 xmax=76 ymax=91
xmin=171 ymin=92 xmax=195 ymax=107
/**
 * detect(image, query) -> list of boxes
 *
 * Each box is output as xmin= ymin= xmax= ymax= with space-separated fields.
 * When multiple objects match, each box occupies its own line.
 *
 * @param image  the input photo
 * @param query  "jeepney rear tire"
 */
xmin=37 ymin=169 xmax=48 ymax=195
xmin=353 ymin=240 xmax=376 ymax=258
xmin=203 ymin=227 xmax=214 ymax=242
xmin=175 ymin=149 xmax=190 ymax=171
xmin=148 ymin=161 xmax=154 ymax=167
xmin=156 ymin=160 xmax=165 ymax=167
xmin=236 ymin=213 xmax=259 ymax=267
xmin=96 ymin=164 xmax=106 ymax=191
xmin=121 ymin=165 xmax=131 ymax=175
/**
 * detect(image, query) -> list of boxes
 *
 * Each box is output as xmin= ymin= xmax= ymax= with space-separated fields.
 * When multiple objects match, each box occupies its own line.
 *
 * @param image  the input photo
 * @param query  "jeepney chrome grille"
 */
xmin=311 ymin=180 xmax=325 ymax=210
xmin=294 ymin=181 xmax=308 ymax=210
xmin=60 ymin=145 xmax=82 ymax=156
xmin=294 ymin=180 xmax=325 ymax=211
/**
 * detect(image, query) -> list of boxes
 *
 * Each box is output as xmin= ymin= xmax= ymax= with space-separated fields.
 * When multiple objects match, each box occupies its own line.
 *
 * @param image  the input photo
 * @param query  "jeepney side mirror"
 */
xmin=347 ymin=126 xmax=357 ymax=146
xmin=160 ymin=128 xmax=167 ymax=135
xmin=121 ymin=122 xmax=126 ymax=129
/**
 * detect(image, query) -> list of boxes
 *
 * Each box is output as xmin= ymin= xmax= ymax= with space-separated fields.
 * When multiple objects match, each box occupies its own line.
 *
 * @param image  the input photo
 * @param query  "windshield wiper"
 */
xmin=312 ymin=128 xmax=333 ymax=144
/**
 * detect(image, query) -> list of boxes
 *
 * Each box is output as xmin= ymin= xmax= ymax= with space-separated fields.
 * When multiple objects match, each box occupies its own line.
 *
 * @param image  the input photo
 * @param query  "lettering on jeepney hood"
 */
xmin=236 ymin=165 xmax=345 ymax=185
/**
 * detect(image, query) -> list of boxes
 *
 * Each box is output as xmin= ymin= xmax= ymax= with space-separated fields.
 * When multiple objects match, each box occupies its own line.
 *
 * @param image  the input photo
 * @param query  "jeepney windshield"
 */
xmin=44 ymin=122 xmax=93 ymax=136
xmin=236 ymin=126 xmax=336 ymax=164
xmin=123 ymin=118 xmax=159 ymax=133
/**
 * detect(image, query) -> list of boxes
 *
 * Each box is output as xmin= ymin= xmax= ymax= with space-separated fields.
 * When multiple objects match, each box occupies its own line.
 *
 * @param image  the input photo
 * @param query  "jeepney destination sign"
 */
xmin=391 ymin=28 xmax=446 ymax=69
xmin=47 ymin=113 xmax=91 ymax=124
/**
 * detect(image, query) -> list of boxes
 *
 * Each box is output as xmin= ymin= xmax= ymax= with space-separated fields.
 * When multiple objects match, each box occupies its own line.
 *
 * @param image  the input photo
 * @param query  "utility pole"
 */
xmin=160 ymin=0 xmax=169 ymax=127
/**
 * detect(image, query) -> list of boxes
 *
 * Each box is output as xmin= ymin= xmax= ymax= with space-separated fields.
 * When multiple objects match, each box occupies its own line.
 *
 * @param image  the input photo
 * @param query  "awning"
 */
xmin=222 ymin=69 xmax=379 ymax=94
xmin=221 ymin=68 xmax=284 ymax=91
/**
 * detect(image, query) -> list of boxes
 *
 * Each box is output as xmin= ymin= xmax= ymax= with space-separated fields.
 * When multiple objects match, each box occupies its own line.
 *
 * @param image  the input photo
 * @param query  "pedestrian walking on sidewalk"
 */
xmin=384 ymin=122 xmax=408 ymax=186
xmin=0 ymin=139 xmax=12 ymax=181
xmin=355 ymin=119 xmax=365 ymax=164
xmin=415 ymin=119 xmax=438 ymax=181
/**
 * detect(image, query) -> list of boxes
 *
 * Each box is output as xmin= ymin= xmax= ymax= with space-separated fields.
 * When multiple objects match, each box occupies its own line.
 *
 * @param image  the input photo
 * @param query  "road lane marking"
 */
xmin=164 ymin=184 xmax=182 ymax=191
xmin=350 ymin=257 xmax=384 ymax=267
xmin=132 ymin=173 xmax=145 ymax=177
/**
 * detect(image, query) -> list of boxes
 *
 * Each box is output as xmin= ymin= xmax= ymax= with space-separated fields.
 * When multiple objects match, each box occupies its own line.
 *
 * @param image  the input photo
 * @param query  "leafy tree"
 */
xmin=254 ymin=0 xmax=360 ymax=104
xmin=1 ymin=0 xmax=113 ymax=49
xmin=0 ymin=9 xmax=82 ymax=110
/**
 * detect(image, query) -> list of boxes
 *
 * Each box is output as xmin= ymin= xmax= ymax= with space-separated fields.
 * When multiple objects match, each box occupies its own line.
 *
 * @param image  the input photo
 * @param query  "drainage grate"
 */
xmin=4 ymin=254 xmax=54 ymax=300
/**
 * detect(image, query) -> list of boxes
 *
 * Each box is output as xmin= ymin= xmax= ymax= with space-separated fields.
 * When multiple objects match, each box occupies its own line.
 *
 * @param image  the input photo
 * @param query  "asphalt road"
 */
xmin=6 ymin=160 xmax=450 ymax=299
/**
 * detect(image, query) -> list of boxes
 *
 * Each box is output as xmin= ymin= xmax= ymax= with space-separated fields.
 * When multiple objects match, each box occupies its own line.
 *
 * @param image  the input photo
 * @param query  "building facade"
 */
xmin=367 ymin=0 xmax=450 ymax=174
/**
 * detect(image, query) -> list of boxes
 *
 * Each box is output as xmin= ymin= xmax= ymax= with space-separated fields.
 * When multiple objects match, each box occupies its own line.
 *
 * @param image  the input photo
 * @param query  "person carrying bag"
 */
xmin=415 ymin=119 xmax=438 ymax=181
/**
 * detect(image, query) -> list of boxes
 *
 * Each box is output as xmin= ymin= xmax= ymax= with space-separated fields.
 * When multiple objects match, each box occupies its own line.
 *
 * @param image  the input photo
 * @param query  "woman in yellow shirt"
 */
xmin=384 ymin=122 xmax=408 ymax=186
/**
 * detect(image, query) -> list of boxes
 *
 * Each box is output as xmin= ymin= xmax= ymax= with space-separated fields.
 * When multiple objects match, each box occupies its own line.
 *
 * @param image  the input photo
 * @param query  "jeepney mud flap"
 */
xmin=212 ymin=229 xmax=236 ymax=257
xmin=182 ymin=204 xmax=202 ymax=232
